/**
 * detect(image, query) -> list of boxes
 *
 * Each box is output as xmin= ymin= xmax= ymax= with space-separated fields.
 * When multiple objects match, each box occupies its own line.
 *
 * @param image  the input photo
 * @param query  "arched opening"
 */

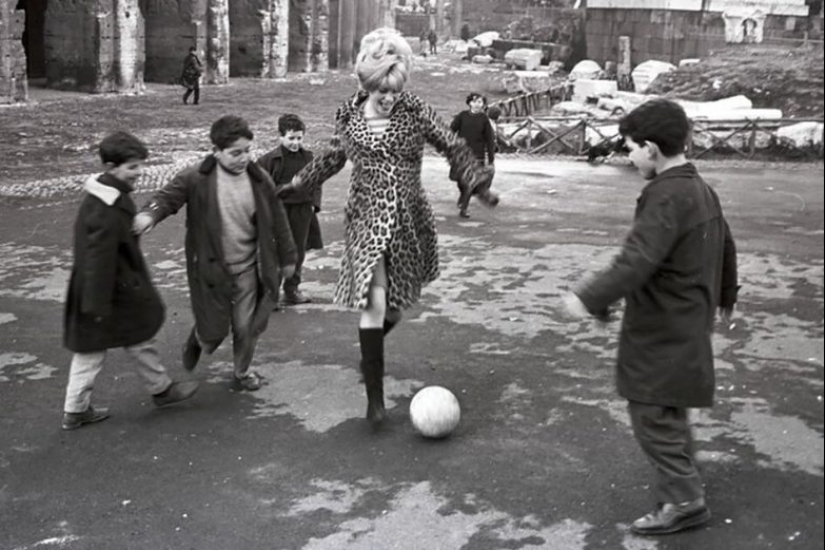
xmin=15 ymin=0 xmax=47 ymax=81
xmin=742 ymin=17 xmax=758 ymax=43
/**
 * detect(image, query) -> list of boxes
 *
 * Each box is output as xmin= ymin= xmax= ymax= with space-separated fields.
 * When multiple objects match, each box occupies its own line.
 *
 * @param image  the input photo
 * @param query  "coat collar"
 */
xmin=197 ymin=154 xmax=268 ymax=183
xmin=84 ymin=175 xmax=121 ymax=206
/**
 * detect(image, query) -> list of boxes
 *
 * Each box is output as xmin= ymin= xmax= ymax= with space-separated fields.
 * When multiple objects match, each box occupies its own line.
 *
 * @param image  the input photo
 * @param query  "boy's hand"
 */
xmin=132 ymin=212 xmax=154 ymax=235
xmin=719 ymin=305 xmax=735 ymax=326
xmin=281 ymin=264 xmax=296 ymax=280
xmin=275 ymin=183 xmax=294 ymax=197
xmin=562 ymin=292 xmax=590 ymax=319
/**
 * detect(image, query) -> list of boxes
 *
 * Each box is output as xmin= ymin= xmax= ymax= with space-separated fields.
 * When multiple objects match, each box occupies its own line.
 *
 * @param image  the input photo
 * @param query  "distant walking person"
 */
xmin=180 ymin=46 xmax=203 ymax=105
xmin=427 ymin=29 xmax=438 ymax=55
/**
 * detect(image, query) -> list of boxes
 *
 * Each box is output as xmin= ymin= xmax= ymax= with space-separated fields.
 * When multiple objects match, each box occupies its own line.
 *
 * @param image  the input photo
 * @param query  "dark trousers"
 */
xmin=628 ymin=401 xmax=705 ymax=505
xmin=283 ymin=203 xmax=314 ymax=293
xmin=183 ymin=85 xmax=200 ymax=105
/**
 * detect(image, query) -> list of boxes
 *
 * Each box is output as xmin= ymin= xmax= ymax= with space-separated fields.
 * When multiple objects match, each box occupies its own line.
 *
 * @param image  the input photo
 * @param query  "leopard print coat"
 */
xmin=296 ymin=90 xmax=483 ymax=310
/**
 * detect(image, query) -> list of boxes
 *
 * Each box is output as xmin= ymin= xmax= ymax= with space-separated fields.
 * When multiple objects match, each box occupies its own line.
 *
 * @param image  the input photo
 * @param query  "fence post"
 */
xmin=748 ymin=121 xmax=757 ymax=158
xmin=687 ymin=120 xmax=695 ymax=158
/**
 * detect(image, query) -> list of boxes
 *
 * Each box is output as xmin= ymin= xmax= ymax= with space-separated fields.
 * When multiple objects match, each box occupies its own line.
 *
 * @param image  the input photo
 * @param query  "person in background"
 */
xmin=450 ymin=92 xmax=498 ymax=218
xmin=180 ymin=46 xmax=203 ymax=105
xmin=257 ymin=113 xmax=321 ymax=306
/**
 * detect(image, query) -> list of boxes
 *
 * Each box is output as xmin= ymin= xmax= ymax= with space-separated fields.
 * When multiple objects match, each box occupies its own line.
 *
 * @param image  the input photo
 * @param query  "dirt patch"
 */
xmin=647 ymin=44 xmax=825 ymax=118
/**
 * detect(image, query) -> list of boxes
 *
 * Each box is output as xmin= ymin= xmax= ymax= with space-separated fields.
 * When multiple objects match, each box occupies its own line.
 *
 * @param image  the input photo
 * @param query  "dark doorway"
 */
xmin=15 ymin=0 xmax=47 ymax=80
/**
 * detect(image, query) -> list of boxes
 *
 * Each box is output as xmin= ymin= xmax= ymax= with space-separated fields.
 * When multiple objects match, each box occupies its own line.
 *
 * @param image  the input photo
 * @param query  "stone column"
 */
xmin=311 ymin=0 xmax=329 ymax=72
xmin=338 ymin=0 xmax=355 ymax=69
xmin=113 ymin=0 xmax=144 ymax=91
xmin=206 ymin=0 xmax=230 ymax=84
xmin=354 ymin=0 xmax=369 ymax=54
xmin=288 ymin=0 xmax=312 ymax=72
xmin=451 ymin=0 xmax=462 ymax=37
xmin=328 ymin=0 xmax=339 ymax=68
xmin=0 ymin=0 xmax=28 ymax=103
xmin=87 ymin=0 xmax=144 ymax=94
xmin=377 ymin=0 xmax=397 ymax=29
xmin=263 ymin=0 xmax=289 ymax=78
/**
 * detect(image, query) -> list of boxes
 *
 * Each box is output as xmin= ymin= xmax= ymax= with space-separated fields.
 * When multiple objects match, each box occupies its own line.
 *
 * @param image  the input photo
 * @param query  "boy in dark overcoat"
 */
xmin=62 ymin=132 xmax=199 ymax=431
xmin=133 ymin=116 xmax=297 ymax=392
xmin=257 ymin=113 xmax=322 ymax=306
xmin=563 ymin=99 xmax=739 ymax=535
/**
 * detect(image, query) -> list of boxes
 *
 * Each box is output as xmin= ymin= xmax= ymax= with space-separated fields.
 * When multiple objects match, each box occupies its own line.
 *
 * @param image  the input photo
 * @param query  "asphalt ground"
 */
xmin=0 ymin=158 xmax=822 ymax=550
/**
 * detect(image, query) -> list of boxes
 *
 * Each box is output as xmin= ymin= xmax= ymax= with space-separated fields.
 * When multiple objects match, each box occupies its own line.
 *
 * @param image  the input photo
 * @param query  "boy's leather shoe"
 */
xmin=181 ymin=328 xmax=202 ymax=371
xmin=152 ymin=381 xmax=200 ymax=408
xmin=284 ymin=290 xmax=312 ymax=305
xmin=62 ymin=406 xmax=110 ymax=430
xmin=630 ymin=498 xmax=711 ymax=535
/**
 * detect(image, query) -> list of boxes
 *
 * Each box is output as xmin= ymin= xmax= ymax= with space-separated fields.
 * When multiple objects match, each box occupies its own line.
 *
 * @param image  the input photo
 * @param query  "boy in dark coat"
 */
xmin=450 ymin=92 xmax=499 ymax=218
xmin=62 ymin=132 xmax=199 ymax=431
xmin=563 ymin=99 xmax=739 ymax=535
xmin=133 ymin=116 xmax=297 ymax=392
xmin=257 ymin=113 xmax=322 ymax=306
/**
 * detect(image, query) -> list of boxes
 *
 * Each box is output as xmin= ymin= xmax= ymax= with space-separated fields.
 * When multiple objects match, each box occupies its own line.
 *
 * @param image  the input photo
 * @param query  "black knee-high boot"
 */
xmin=359 ymin=328 xmax=386 ymax=426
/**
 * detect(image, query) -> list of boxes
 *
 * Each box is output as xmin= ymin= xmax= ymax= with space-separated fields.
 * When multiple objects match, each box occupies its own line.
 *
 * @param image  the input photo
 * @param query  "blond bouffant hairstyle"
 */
xmin=355 ymin=27 xmax=413 ymax=92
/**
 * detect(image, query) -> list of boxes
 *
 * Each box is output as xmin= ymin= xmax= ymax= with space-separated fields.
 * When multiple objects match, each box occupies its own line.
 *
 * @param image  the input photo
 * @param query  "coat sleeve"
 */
xmin=576 ymin=193 xmax=681 ymax=315
xmin=270 ymin=191 xmax=298 ymax=268
xmin=450 ymin=112 xmax=461 ymax=134
xmin=81 ymin=207 xmax=120 ymax=318
xmin=422 ymin=103 xmax=483 ymax=191
xmin=142 ymin=170 xmax=190 ymax=224
xmin=292 ymin=107 xmax=348 ymax=197
xmin=304 ymin=150 xmax=323 ymax=210
xmin=719 ymin=219 xmax=739 ymax=309
xmin=256 ymin=151 xmax=278 ymax=181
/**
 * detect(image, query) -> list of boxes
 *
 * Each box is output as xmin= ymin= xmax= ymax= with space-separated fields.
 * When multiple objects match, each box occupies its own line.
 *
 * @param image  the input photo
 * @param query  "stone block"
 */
xmin=504 ymin=48 xmax=543 ymax=71
xmin=573 ymin=79 xmax=618 ymax=102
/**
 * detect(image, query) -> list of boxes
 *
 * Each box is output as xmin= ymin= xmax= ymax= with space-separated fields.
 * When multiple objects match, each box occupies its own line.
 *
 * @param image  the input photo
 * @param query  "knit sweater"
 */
xmin=216 ymin=166 xmax=257 ymax=274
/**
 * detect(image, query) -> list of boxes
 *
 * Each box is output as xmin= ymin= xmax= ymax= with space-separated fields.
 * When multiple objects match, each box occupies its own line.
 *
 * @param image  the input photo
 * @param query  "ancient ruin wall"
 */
xmin=45 ymin=0 xmax=144 ymax=93
xmin=142 ymin=0 xmax=207 ymax=84
xmin=0 ymin=0 xmax=28 ymax=103
xmin=229 ymin=0 xmax=268 ymax=76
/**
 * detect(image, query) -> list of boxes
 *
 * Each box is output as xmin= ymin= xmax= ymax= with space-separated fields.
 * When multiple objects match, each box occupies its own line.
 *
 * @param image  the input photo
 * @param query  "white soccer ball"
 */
xmin=409 ymin=386 xmax=461 ymax=438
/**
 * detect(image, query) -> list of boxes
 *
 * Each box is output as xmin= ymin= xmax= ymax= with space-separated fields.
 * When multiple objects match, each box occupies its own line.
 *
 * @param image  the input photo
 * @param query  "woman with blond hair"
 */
xmin=280 ymin=27 xmax=485 ymax=428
